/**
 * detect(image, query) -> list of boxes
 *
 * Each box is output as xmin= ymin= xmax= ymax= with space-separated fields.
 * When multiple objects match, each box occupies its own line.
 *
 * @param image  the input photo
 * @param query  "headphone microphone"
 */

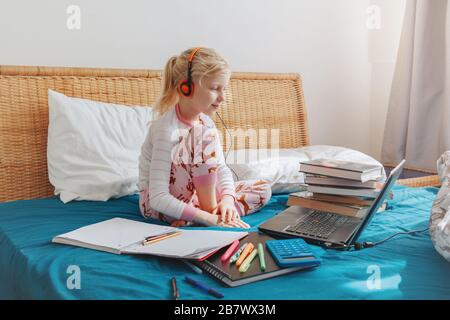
xmin=215 ymin=110 xmax=239 ymax=181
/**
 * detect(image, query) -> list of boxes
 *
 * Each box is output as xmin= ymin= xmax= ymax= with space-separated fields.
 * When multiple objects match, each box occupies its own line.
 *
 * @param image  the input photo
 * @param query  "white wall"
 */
xmin=0 ymin=0 xmax=405 ymax=161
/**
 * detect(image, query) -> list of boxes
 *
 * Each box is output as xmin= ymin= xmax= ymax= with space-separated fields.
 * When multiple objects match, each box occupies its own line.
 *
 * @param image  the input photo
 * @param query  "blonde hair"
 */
xmin=154 ymin=47 xmax=230 ymax=116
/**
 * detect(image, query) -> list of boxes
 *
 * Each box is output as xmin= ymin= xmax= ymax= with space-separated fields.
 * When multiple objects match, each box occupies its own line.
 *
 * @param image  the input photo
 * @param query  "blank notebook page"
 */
xmin=53 ymin=217 xmax=175 ymax=250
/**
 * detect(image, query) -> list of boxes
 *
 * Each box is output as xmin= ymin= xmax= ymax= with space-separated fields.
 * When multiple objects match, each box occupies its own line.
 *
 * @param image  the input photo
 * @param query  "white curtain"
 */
xmin=381 ymin=0 xmax=450 ymax=173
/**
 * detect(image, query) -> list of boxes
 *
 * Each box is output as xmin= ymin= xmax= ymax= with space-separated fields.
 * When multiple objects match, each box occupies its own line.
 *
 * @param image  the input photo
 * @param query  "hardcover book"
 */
xmin=306 ymin=184 xmax=382 ymax=198
xmin=290 ymin=191 xmax=374 ymax=206
xmin=287 ymin=196 xmax=369 ymax=218
xmin=299 ymin=159 xmax=383 ymax=182
xmin=304 ymin=174 xmax=382 ymax=189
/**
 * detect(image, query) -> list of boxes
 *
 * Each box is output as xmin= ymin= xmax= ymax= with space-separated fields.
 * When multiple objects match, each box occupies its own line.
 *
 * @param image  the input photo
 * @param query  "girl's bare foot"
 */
xmin=170 ymin=220 xmax=188 ymax=227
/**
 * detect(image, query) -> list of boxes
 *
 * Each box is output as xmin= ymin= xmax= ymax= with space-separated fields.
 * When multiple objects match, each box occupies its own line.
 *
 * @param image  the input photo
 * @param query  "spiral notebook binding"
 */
xmin=198 ymin=260 xmax=230 ymax=280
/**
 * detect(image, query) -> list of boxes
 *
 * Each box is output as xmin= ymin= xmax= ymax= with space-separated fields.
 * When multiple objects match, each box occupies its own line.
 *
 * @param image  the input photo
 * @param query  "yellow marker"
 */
xmin=236 ymin=243 xmax=254 ymax=267
xmin=238 ymin=248 xmax=258 ymax=273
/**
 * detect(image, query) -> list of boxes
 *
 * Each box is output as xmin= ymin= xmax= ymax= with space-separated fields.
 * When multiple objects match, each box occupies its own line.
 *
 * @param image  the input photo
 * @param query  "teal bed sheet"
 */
xmin=0 ymin=185 xmax=449 ymax=300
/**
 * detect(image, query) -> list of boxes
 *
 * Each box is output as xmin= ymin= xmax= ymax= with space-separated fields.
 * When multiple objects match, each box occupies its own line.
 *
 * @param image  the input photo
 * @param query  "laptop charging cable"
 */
xmin=350 ymin=227 xmax=430 ymax=251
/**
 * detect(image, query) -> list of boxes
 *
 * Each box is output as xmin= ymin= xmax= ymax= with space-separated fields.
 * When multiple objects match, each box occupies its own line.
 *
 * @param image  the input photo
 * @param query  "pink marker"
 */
xmin=221 ymin=240 xmax=240 ymax=262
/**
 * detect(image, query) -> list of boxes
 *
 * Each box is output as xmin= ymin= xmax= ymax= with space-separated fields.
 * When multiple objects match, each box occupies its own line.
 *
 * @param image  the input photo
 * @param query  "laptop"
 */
xmin=259 ymin=160 xmax=405 ymax=250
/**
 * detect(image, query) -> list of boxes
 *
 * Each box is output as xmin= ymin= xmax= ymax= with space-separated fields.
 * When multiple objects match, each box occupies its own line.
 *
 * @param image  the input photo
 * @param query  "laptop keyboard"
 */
xmin=285 ymin=210 xmax=350 ymax=240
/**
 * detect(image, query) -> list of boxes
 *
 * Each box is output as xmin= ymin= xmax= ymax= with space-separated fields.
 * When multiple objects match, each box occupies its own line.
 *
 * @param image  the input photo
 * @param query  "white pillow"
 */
xmin=47 ymin=90 xmax=153 ymax=203
xmin=226 ymin=145 xmax=386 ymax=194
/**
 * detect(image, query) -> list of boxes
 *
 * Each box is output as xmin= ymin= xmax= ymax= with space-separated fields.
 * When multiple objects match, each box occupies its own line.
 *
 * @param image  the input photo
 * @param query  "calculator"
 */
xmin=266 ymin=238 xmax=321 ymax=268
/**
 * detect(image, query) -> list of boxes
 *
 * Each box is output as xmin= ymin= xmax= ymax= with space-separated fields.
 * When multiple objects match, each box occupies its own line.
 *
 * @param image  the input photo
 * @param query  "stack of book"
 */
xmin=288 ymin=159 xmax=387 ymax=218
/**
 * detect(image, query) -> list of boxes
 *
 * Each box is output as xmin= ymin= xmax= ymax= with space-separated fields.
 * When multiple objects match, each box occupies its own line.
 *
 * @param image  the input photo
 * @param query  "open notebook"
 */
xmin=52 ymin=218 xmax=248 ymax=260
xmin=193 ymin=232 xmax=321 ymax=287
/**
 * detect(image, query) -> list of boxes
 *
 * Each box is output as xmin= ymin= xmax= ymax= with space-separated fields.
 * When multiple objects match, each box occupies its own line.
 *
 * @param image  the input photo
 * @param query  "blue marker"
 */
xmin=184 ymin=276 xmax=224 ymax=299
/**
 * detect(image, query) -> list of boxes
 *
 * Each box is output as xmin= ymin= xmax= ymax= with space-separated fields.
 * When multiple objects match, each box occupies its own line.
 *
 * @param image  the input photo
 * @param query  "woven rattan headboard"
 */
xmin=0 ymin=65 xmax=308 ymax=202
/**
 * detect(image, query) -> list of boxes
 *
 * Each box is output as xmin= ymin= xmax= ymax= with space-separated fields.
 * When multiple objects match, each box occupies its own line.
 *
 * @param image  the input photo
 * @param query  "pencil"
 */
xmin=144 ymin=230 xmax=179 ymax=242
xmin=142 ymin=231 xmax=182 ymax=245
xmin=171 ymin=277 xmax=179 ymax=300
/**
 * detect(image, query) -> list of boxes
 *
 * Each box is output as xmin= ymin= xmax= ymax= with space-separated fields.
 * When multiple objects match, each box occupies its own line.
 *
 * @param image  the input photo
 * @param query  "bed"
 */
xmin=0 ymin=65 xmax=448 ymax=300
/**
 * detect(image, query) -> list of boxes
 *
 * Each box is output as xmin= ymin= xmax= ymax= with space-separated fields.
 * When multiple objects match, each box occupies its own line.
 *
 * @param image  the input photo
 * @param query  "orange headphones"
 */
xmin=179 ymin=47 xmax=201 ymax=97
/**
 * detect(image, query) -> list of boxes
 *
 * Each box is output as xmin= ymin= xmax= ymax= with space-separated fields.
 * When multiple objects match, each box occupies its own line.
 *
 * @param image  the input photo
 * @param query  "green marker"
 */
xmin=258 ymin=243 xmax=266 ymax=271
xmin=238 ymin=249 xmax=258 ymax=273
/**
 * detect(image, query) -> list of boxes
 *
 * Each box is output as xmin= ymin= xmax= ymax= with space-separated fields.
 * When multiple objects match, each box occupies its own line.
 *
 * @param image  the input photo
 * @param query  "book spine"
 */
xmin=287 ymin=197 xmax=362 ymax=216
xmin=306 ymin=185 xmax=379 ymax=198
xmin=305 ymin=176 xmax=376 ymax=189
xmin=299 ymin=164 xmax=362 ymax=181
xmin=307 ymin=193 xmax=373 ymax=206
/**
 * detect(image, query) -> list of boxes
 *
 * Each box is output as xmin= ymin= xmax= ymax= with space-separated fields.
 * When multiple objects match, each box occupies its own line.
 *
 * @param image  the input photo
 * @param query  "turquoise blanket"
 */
xmin=0 ymin=185 xmax=449 ymax=299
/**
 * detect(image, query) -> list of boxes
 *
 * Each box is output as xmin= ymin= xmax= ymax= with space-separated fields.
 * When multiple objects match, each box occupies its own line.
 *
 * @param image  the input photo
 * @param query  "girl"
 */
xmin=138 ymin=47 xmax=272 ymax=228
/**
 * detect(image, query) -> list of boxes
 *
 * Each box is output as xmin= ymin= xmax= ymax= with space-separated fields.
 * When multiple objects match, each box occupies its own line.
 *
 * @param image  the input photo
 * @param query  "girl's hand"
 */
xmin=193 ymin=209 xmax=222 ymax=227
xmin=193 ymin=207 xmax=249 ymax=229
xmin=212 ymin=196 xmax=250 ymax=229
xmin=217 ymin=219 xmax=250 ymax=229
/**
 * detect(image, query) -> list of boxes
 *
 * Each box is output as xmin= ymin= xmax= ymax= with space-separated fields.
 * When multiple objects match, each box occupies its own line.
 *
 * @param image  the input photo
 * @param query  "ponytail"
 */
xmin=154 ymin=56 xmax=180 ymax=117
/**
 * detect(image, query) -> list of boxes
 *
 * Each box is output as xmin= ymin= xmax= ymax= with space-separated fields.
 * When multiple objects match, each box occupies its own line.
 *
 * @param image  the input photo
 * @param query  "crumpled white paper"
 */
xmin=430 ymin=151 xmax=450 ymax=262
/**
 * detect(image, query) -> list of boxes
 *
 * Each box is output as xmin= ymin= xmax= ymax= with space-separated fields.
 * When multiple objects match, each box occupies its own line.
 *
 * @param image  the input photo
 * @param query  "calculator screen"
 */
xmin=284 ymin=256 xmax=315 ymax=261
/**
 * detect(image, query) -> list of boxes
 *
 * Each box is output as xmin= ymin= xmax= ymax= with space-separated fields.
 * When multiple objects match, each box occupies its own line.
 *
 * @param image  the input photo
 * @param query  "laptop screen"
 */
xmin=346 ymin=160 xmax=405 ymax=246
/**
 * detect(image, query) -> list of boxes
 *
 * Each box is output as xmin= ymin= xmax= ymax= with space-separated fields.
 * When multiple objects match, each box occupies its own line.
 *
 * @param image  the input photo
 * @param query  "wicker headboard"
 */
xmin=0 ymin=65 xmax=309 ymax=202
